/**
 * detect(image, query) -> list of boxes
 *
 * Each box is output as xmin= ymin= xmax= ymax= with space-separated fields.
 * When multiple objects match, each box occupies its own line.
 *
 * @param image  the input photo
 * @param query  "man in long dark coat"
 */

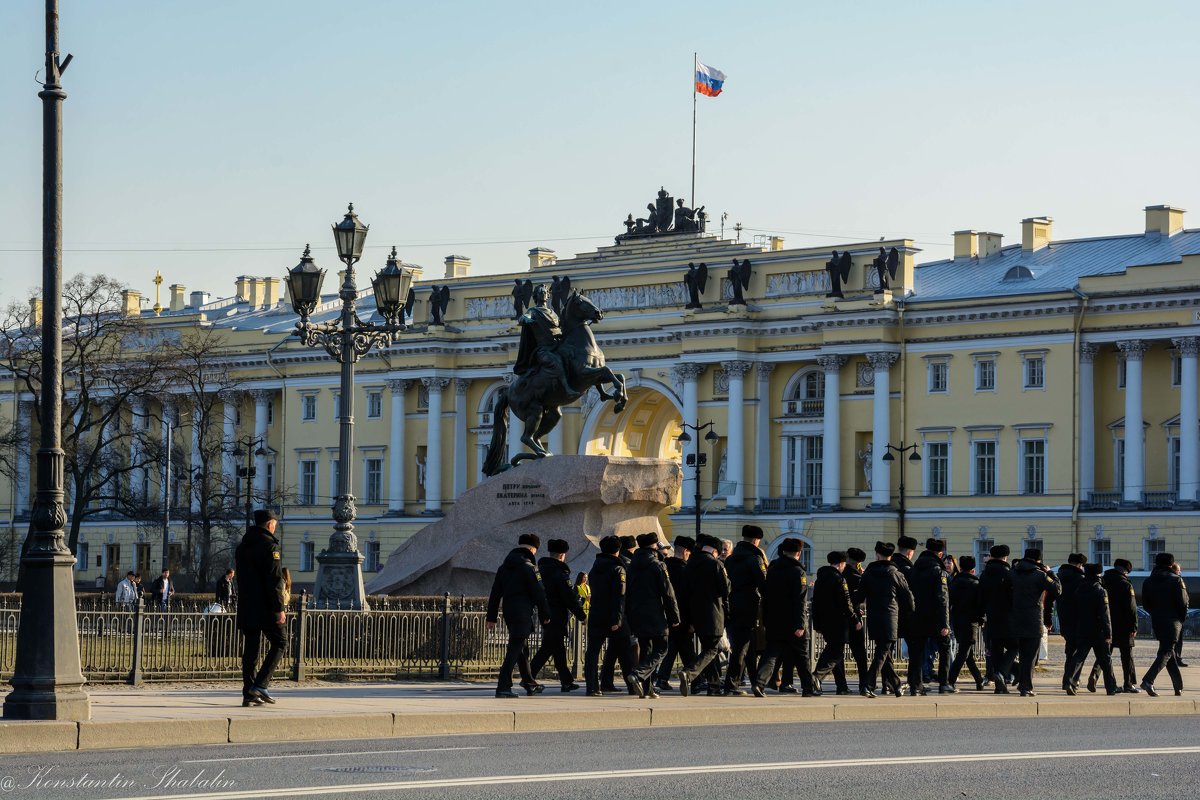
xmin=752 ymin=538 xmax=816 ymax=697
xmin=627 ymin=532 xmax=680 ymax=698
xmin=486 ymin=533 xmax=551 ymax=698
xmin=529 ymin=539 xmax=586 ymax=691
xmin=854 ymin=541 xmax=914 ymax=698
xmin=677 ymin=534 xmax=730 ymax=697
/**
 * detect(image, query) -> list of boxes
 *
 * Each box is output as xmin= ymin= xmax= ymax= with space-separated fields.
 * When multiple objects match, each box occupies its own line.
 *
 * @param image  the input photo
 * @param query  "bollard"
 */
xmin=438 ymin=592 xmax=451 ymax=680
xmin=127 ymin=597 xmax=145 ymax=686
xmin=291 ymin=591 xmax=309 ymax=682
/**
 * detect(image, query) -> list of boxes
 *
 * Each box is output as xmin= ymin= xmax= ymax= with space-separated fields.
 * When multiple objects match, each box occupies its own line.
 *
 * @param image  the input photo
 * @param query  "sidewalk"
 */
xmin=2 ymin=655 xmax=1197 ymax=754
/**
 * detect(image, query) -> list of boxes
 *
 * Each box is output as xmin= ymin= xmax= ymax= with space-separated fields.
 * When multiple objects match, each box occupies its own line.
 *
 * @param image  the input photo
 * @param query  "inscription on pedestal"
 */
xmin=495 ymin=482 xmax=548 ymax=509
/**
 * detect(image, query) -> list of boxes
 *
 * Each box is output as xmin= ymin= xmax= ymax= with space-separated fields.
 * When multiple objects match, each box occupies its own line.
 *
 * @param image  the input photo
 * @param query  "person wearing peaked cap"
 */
xmin=655 ymin=536 xmax=697 ymax=690
xmin=852 ymin=541 xmax=913 ymax=698
xmin=626 ymin=531 xmax=681 ymax=698
xmin=1009 ymin=546 xmax=1061 ymax=696
xmin=235 ymin=509 xmax=288 ymax=707
xmin=843 ymin=547 xmax=870 ymax=681
xmin=1139 ymin=552 xmax=1189 ymax=697
xmin=676 ymin=531 xmax=731 ymax=697
xmin=752 ymin=538 xmax=817 ymax=697
xmin=723 ymin=525 xmax=768 ymax=696
xmin=487 ymin=535 xmax=552 ymax=699
xmin=529 ymin=539 xmax=586 ymax=692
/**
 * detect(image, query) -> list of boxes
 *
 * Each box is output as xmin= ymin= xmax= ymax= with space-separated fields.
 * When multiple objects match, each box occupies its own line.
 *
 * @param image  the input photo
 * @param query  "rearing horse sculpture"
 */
xmin=483 ymin=291 xmax=626 ymax=475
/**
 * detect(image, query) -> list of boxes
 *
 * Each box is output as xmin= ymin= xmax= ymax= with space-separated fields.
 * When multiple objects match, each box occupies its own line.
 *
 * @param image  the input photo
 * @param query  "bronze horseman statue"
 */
xmin=483 ymin=284 xmax=627 ymax=476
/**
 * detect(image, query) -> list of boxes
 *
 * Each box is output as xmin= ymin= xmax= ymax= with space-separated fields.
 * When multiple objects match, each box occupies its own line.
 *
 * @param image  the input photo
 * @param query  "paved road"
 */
xmin=1 ymin=716 xmax=1196 ymax=800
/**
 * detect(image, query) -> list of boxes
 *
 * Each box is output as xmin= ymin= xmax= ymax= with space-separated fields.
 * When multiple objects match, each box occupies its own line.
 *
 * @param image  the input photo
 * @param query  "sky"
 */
xmin=1 ymin=0 xmax=1198 ymax=307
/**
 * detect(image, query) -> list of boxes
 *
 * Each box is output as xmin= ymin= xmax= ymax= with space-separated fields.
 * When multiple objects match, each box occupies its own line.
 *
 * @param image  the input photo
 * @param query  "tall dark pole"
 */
xmin=883 ymin=441 xmax=920 ymax=543
xmin=678 ymin=419 xmax=718 ymax=540
xmin=161 ymin=421 xmax=171 ymax=572
xmin=4 ymin=0 xmax=90 ymax=720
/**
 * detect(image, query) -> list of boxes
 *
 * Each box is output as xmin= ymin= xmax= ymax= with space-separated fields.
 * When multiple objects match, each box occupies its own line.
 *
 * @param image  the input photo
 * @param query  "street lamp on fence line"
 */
xmin=676 ymin=421 xmax=721 ymax=538
xmin=232 ymin=435 xmax=267 ymax=530
xmin=881 ymin=441 xmax=921 ymax=541
xmin=286 ymin=206 xmax=416 ymax=610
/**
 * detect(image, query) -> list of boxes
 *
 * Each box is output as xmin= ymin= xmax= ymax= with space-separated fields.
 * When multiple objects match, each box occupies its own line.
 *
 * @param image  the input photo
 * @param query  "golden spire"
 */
xmin=152 ymin=271 xmax=163 ymax=316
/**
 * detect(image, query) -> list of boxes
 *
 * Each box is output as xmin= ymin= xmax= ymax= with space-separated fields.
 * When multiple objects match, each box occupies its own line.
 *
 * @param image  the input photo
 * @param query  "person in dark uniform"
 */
xmin=600 ymin=535 xmax=639 ymax=693
xmin=979 ymin=544 xmax=1017 ymax=693
xmin=529 ymin=539 xmax=586 ymax=692
xmin=947 ymin=555 xmax=986 ymax=690
xmin=722 ymin=525 xmax=768 ymax=696
xmin=891 ymin=535 xmax=919 ymax=694
xmin=910 ymin=538 xmax=952 ymax=694
xmin=1056 ymin=552 xmax=1088 ymax=692
xmin=1140 ymin=552 xmax=1190 ymax=697
xmin=677 ymin=534 xmax=730 ymax=697
xmin=656 ymin=535 xmax=695 ymax=690
xmin=751 ymin=538 xmax=816 ymax=697
xmin=627 ymin=532 xmax=681 ymax=698
xmin=1094 ymin=558 xmax=1139 ymax=692
xmin=812 ymin=550 xmax=859 ymax=695
xmin=235 ymin=509 xmax=288 ymax=707
xmin=854 ymin=541 xmax=914 ymax=698
xmin=486 ymin=533 xmax=551 ymax=698
xmin=584 ymin=535 xmax=631 ymax=696
xmin=843 ymin=547 xmax=870 ymax=680
xmin=1009 ymin=547 xmax=1061 ymax=696
xmin=1063 ymin=562 xmax=1119 ymax=695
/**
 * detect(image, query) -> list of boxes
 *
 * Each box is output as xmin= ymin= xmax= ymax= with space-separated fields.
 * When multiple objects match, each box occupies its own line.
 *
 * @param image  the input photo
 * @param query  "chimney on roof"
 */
xmin=168 ymin=284 xmax=186 ymax=312
xmin=263 ymin=277 xmax=281 ymax=307
xmin=189 ymin=291 xmax=210 ymax=309
xmin=247 ymin=278 xmax=265 ymax=308
xmin=978 ymin=232 xmax=1004 ymax=258
xmin=235 ymin=276 xmax=252 ymax=302
xmin=121 ymin=289 xmax=142 ymax=317
xmin=953 ymin=230 xmax=979 ymax=260
xmin=528 ymin=247 xmax=556 ymax=270
xmin=1021 ymin=217 xmax=1053 ymax=253
xmin=768 ymin=236 xmax=784 ymax=251
xmin=1145 ymin=205 xmax=1185 ymax=237
xmin=29 ymin=297 xmax=42 ymax=327
xmin=444 ymin=255 xmax=471 ymax=279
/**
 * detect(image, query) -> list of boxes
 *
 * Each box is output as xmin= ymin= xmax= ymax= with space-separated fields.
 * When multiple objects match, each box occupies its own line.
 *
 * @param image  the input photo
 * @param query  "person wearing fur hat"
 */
xmin=1056 ymin=552 xmax=1089 ymax=692
xmin=627 ymin=533 xmax=681 ymax=698
xmin=1140 ymin=552 xmax=1190 ymax=696
xmin=1063 ymin=562 xmax=1119 ymax=695
xmin=486 ymin=534 xmax=551 ymax=698
xmin=843 ymin=547 xmax=870 ymax=679
xmin=752 ymin=538 xmax=816 ymax=697
xmin=910 ymin=538 xmax=952 ymax=695
xmin=584 ymin=536 xmax=633 ymax=696
xmin=529 ymin=539 xmax=586 ymax=692
xmin=723 ymin=525 xmax=769 ymax=696
xmin=811 ymin=551 xmax=859 ymax=695
xmin=655 ymin=536 xmax=696 ymax=691
xmin=853 ymin=541 xmax=914 ymax=698
xmin=1009 ymin=547 xmax=1061 ymax=696
xmin=600 ymin=535 xmax=641 ymax=693
xmin=979 ymin=544 xmax=1017 ymax=693
xmin=676 ymin=534 xmax=730 ymax=697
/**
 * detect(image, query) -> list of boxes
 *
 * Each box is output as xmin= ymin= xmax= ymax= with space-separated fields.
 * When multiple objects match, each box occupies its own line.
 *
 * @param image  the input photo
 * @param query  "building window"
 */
xmin=925 ymin=441 xmax=949 ymax=496
xmin=364 ymin=541 xmax=381 ymax=572
xmin=1023 ymin=357 xmax=1045 ymax=389
xmin=301 ymin=394 xmax=317 ymax=421
xmin=76 ymin=542 xmax=89 ymax=572
xmin=299 ymin=460 xmax=317 ymax=505
xmin=266 ymin=461 xmax=275 ymax=502
xmin=332 ymin=392 xmax=342 ymax=420
xmin=972 ymin=440 xmax=997 ymax=495
xmin=330 ymin=459 xmax=341 ymax=499
xmin=1171 ymin=352 xmax=1182 ymax=387
xmin=1144 ymin=537 xmax=1166 ymax=571
xmin=267 ymin=400 xmax=274 ymax=426
xmin=365 ymin=458 xmax=383 ymax=505
xmin=785 ymin=435 xmax=822 ymax=499
xmin=300 ymin=541 xmax=315 ymax=572
xmin=928 ymin=361 xmax=948 ymax=394
xmin=1020 ymin=439 xmax=1046 ymax=495
xmin=367 ymin=391 xmax=383 ymax=419
xmin=1114 ymin=438 xmax=1126 ymax=491
xmin=1169 ymin=436 xmax=1180 ymax=493
xmin=1090 ymin=538 xmax=1112 ymax=568
xmin=1117 ymin=359 xmax=1127 ymax=389
xmin=974 ymin=536 xmax=994 ymax=565
xmin=975 ymin=359 xmax=996 ymax=391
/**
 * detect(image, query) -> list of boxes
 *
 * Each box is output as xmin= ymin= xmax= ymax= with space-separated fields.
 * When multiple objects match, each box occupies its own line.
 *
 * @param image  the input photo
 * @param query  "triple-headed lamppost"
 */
xmin=232 ymin=435 xmax=267 ymax=529
xmin=881 ymin=440 xmax=921 ymax=541
xmin=285 ymin=206 xmax=415 ymax=609
xmin=676 ymin=421 xmax=721 ymax=538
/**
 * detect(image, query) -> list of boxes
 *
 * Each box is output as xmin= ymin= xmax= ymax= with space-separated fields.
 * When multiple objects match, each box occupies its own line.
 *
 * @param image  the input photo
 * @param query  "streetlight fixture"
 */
xmin=881 ymin=441 xmax=921 ymax=540
xmin=286 ymin=205 xmax=416 ymax=609
xmin=232 ymin=435 xmax=267 ymax=529
xmin=677 ymin=421 xmax=721 ymax=538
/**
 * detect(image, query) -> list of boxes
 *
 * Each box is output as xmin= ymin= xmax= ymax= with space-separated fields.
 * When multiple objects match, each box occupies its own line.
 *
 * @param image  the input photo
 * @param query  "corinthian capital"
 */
xmin=1172 ymin=337 xmax=1200 ymax=358
xmin=386 ymin=378 xmax=411 ymax=394
xmin=721 ymin=360 xmax=754 ymax=377
xmin=673 ymin=363 xmax=707 ymax=382
xmin=421 ymin=376 xmax=452 ymax=392
xmin=1116 ymin=340 xmax=1149 ymax=361
xmin=1079 ymin=342 xmax=1099 ymax=364
xmin=866 ymin=352 xmax=899 ymax=371
xmin=817 ymin=354 xmax=847 ymax=373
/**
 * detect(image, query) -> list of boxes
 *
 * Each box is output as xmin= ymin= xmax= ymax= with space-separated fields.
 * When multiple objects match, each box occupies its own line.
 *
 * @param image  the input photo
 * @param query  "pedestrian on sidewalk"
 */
xmin=486 ymin=533 xmax=551 ymax=699
xmin=1064 ymin=562 xmax=1119 ymax=695
xmin=1057 ymin=553 xmax=1088 ymax=692
xmin=599 ymin=536 xmax=639 ymax=693
xmin=677 ymin=533 xmax=730 ymax=697
xmin=584 ymin=535 xmax=630 ymax=696
xmin=752 ymin=537 xmax=815 ymax=697
xmin=979 ymin=544 xmax=1017 ymax=693
xmin=1009 ymin=548 xmax=1061 ymax=697
xmin=910 ymin=538 xmax=952 ymax=695
xmin=812 ymin=550 xmax=859 ymax=695
xmin=655 ymin=535 xmax=695 ymax=691
xmin=723 ymin=525 xmax=768 ymax=696
xmin=529 ymin=539 xmax=586 ymax=692
xmin=843 ymin=547 xmax=870 ymax=680
xmin=855 ymin=540 xmax=913 ymax=698
xmin=115 ymin=571 xmax=138 ymax=609
xmin=216 ymin=568 xmax=237 ymax=611
xmin=151 ymin=568 xmax=174 ymax=612
xmin=575 ymin=572 xmax=590 ymax=618
xmin=1140 ymin=552 xmax=1190 ymax=697
xmin=947 ymin=555 xmax=986 ymax=691
xmin=235 ymin=509 xmax=288 ymax=707
xmin=1095 ymin=559 xmax=1139 ymax=692
xmin=627 ymin=532 xmax=680 ymax=699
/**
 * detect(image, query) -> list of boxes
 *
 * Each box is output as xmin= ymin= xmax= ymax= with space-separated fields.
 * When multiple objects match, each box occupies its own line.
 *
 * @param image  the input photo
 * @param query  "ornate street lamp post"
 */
xmin=676 ymin=421 xmax=721 ymax=538
xmin=286 ymin=207 xmax=415 ymax=609
xmin=881 ymin=441 xmax=922 ymax=541
xmin=232 ymin=435 xmax=267 ymax=529
xmin=4 ymin=0 xmax=90 ymax=720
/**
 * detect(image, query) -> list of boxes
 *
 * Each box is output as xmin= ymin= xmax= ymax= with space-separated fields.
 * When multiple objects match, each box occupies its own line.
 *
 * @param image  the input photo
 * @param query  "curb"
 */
xmin=6 ymin=698 xmax=1197 ymax=753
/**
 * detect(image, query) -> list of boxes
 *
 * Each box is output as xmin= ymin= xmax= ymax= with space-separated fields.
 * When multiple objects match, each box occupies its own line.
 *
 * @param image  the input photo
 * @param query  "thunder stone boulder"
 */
xmin=366 ymin=455 xmax=681 ymax=596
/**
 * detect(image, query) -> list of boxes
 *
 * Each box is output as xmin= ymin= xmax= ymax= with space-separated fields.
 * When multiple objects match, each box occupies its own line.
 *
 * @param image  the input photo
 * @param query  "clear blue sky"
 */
xmin=2 ymin=1 xmax=1198 ymax=305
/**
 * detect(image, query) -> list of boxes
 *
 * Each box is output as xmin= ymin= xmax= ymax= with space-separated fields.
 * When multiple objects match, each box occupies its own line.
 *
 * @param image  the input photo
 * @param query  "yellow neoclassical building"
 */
xmin=2 ymin=196 xmax=1199 ymax=590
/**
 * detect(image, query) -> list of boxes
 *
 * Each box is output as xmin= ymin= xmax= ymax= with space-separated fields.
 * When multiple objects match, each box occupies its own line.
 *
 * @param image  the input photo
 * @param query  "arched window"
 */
xmin=785 ymin=369 xmax=824 ymax=417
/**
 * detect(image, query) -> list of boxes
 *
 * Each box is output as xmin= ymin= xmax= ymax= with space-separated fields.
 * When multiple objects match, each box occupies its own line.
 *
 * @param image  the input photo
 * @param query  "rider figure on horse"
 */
xmin=514 ymin=284 xmax=581 ymax=400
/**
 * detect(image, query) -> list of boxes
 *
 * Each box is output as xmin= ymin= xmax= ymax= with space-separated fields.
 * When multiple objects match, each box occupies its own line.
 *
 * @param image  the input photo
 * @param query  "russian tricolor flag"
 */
xmin=695 ymin=61 xmax=726 ymax=97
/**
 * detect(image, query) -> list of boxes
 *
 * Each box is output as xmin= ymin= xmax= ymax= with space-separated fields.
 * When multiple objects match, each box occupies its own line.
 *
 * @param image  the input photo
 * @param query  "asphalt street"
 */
xmin=0 ymin=716 xmax=1196 ymax=800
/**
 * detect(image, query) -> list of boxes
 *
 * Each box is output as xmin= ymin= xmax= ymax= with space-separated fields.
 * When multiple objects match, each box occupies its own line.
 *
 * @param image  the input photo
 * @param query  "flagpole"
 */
xmin=691 ymin=51 xmax=697 ymax=208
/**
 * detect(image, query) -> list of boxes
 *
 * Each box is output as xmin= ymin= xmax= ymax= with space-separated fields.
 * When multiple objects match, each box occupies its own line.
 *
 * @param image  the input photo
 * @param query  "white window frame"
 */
xmin=1171 ymin=351 xmax=1182 ymax=388
xmin=971 ymin=439 xmax=998 ymax=496
xmin=1021 ymin=353 xmax=1046 ymax=390
xmin=329 ymin=455 xmax=341 ymax=503
xmin=1019 ymin=437 xmax=1047 ymax=495
xmin=972 ymin=353 xmax=997 ymax=392
xmin=364 ymin=540 xmax=381 ymax=572
xmin=299 ymin=458 xmax=318 ymax=505
xmin=924 ymin=355 xmax=950 ymax=395
xmin=299 ymin=540 xmax=315 ymax=572
xmin=1117 ymin=358 xmax=1127 ymax=390
xmin=366 ymin=390 xmax=383 ymax=419
xmin=364 ymin=457 xmax=384 ymax=505
xmin=1089 ymin=537 xmax=1112 ymax=568
xmin=1168 ymin=434 xmax=1180 ymax=493
xmin=300 ymin=392 xmax=318 ymax=422
xmin=974 ymin=534 xmax=994 ymax=565
xmin=332 ymin=391 xmax=342 ymax=421
xmin=1143 ymin=536 xmax=1166 ymax=571
xmin=924 ymin=440 xmax=951 ymax=496
xmin=76 ymin=542 xmax=89 ymax=572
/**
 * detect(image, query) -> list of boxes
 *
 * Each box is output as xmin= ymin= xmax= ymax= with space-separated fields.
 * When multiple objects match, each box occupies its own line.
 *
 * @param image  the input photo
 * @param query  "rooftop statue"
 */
xmin=512 ymin=278 xmax=533 ymax=319
xmin=549 ymin=275 xmax=572 ymax=315
xmin=618 ymin=187 xmax=708 ymax=241
xmin=728 ymin=258 xmax=752 ymax=306
xmin=683 ymin=261 xmax=709 ymax=309
xmin=825 ymin=250 xmax=852 ymax=299
xmin=428 ymin=285 xmax=450 ymax=325
xmin=484 ymin=287 xmax=627 ymax=475
xmin=873 ymin=247 xmax=900 ymax=293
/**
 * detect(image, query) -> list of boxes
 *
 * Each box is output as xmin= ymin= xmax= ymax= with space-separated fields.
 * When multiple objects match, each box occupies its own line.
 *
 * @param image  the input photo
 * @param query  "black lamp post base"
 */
xmin=312 ymin=551 xmax=370 ymax=610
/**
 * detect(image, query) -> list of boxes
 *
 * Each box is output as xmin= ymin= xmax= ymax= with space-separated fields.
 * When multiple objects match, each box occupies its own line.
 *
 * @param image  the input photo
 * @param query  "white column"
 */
xmin=453 ymin=378 xmax=471 ymax=498
xmin=1117 ymin=340 xmax=1148 ymax=505
xmin=723 ymin=360 xmax=753 ymax=511
xmin=868 ymin=352 xmax=899 ymax=507
xmin=423 ymin=377 xmax=450 ymax=514
xmin=675 ymin=364 xmax=704 ymax=508
xmin=130 ymin=397 xmax=147 ymax=503
xmin=221 ymin=391 xmax=238 ymax=488
xmin=160 ymin=399 xmax=175 ymax=504
xmin=1173 ymin=337 xmax=1199 ymax=504
xmin=819 ymin=354 xmax=847 ymax=508
xmin=251 ymin=389 xmax=271 ymax=498
xmin=386 ymin=379 xmax=409 ymax=514
xmin=1078 ymin=343 xmax=1097 ymax=503
xmin=754 ymin=363 xmax=775 ymax=508
xmin=190 ymin=401 xmax=202 ymax=514
xmin=14 ymin=400 xmax=31 ymax=516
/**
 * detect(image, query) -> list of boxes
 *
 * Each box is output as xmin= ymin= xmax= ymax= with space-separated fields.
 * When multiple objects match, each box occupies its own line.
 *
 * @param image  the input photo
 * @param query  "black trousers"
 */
xmin=498 ymin=628 xmax=535 ymax=692
xmin=847 ymin=624 xmax=869 ymax=678
xmin=1016 ymin=635 xmax=1041 ymax=692
xmin=1066 ymin=641 xmax=1117 ymax=693
xmin=634 ymin=633 xmax=669 ymax=684
xmin=814 ymin=631 xmax=848 ymax=691
xmin=755 ymin=635 xmax=813 ymax=693
xmin=586 ymin=625 xmax=633 ymax=692
xmin=684 ymin=633 xmax=725 ymax=683
xmin=529 ymin=621 xmax=573 ymax=687
xmin=724 ymin=625 xmax=756 ymax=688
xmin=1096 ymin=638 xmax=1137 ymax=688
xmin=989 ymin=633 xmax=1018 ymax=683
xmin=904 ymin=636 xmax=926 ymax=690
xmin=241 ymin=622 xmax=286 ymax=693
xmin=1143 ymin=632 xmax=1184 ymax=691
xmin=864 ymin=639 xmax=899 ymax=693
xmin=948 ymin=623 xmax=984 ymax=686
xmin=926 ymin=633 xmax=951 ymax=686
xmin=656 ymin=625 xmax=696 ymax=683
xmin=600 ymin=627 xmax=637 ymax=688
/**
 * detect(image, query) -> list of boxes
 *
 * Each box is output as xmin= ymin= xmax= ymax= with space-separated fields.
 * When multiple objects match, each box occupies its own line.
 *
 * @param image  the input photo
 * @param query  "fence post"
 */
xmin=571 ymin=616 xmax=582 ymax=678
xmin=127 ymin=597 xmax=144 ymax=686
xmin=291 ymin=591 xmax=309 ymax=682
xmin=438 ymin=592 xmax=451 ymax=680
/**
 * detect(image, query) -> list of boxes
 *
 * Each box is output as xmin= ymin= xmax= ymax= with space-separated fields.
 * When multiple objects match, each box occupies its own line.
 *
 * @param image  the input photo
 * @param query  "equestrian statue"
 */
xmin=482 ymin=284 xmax=627 ymax=476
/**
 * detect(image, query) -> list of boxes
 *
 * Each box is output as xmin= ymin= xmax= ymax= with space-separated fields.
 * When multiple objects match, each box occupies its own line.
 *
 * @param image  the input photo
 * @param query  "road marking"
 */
xmin=180 ymin=746 xmax=485 ymax=764
xmin=108 ymin=745 xmax=1200 ymax=800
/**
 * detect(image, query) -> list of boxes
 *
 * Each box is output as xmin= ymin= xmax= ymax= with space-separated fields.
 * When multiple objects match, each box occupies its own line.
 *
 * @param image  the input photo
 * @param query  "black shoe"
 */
xmin=1020 ymin=690 xmax=1036 ymax=697
xmin=706 ymin=688 xmax=723 ymax=697
xmin=752 ymin=684 xmax=766 ymax=698
xmin=625 ymin=675 xmax=645 ymax=699
xmin=994 ymin=681 xmax=1010 ymax=695
xmin=1124 ymin=685 xmax=1140 ymax=694
xmin=655 ymin=680 xmax=673 ymax=691
xmin=778 ymin=684 xmax=798 ymax=694
xmin=600 ymin=684 xmax=619 ymax=693
xmin=249 ymin=685 xmax=275 ymax=704
xmin=678 ymin=670 xmax=692 ymax=697
xmin=241 ymin=695 xmax=263 ymax=707
xmin=1106 ymin=689 xmax=1119 ymax=696
xmin=723 ymin=687 xmax=748 ymax=697
xmin=645 ymin=687 xmax=660 ymax=699
xmin=1177 ymin=661 xmax=1190 ymax=668
xmin=1065 ymin=685 xmax=1077 ymax=696
xmin=1087 ymin=672 xmax=1098 ymax=693
xmin=1175 ymin=689 xmax=1183 ymax=696
xmin=860 ymin=688 xmax=876 ymax=698
xmin=586 ymin=689 xmax=604 ymax=697
xmin=561 ymin=683 xmax=580 ymax=692
xmin=836 ymin=688 xmax=851 ymax=695
xmin=801 ymin=689 xmax=817 ymax=697
xmin=1140 ymin=681 xmax=1158 ymax=697
xmin=976 ymin=680 xmax=986 ymax=692
xmin=523 ymin=682 xmax=545 ymax=696
xmin=496 ymin=689 xmax=519 ymax=698
xmin=939 ymin=684 xmax=958 ymax=694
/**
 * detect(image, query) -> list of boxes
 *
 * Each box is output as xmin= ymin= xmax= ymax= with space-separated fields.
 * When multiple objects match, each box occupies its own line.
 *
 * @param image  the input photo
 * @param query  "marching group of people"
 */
xmin=486 ymin=528 xmax=1191 ymax=700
